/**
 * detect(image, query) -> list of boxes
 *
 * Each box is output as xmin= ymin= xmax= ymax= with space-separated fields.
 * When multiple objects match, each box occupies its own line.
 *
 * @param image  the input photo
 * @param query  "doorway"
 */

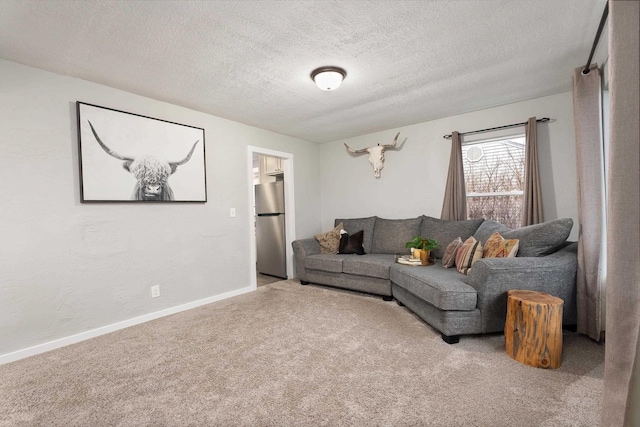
xmin=247 ymin=146 xmax=296 ymax=290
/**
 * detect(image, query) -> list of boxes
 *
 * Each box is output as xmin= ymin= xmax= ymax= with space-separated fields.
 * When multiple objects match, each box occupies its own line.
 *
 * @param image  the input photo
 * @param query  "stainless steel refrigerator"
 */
xmin=255 ymin=181 xmax=287 ymax=279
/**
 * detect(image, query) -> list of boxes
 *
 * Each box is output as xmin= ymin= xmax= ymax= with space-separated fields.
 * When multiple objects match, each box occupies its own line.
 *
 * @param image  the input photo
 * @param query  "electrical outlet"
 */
xmin=151 ymin=285 xmax=160 ymax=298
xmin=230 ymin=207 xmax=236 ymax=217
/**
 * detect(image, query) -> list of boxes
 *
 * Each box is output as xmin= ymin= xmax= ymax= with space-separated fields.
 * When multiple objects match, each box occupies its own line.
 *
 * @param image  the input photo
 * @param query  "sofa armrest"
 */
xmin=464 ymin=242 xmax=577 ymax=332
xmin=291 ymin=238 xmax=321 ymax=281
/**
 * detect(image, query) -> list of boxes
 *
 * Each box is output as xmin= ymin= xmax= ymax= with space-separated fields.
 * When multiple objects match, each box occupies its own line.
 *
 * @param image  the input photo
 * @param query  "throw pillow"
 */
xmin=455 ymin=236 xmax=483 ymax=275
xmin=335 ymin=216 xmax=377 ymax=254
xmin=483 ymin=232 xmax=519 ymax=258
xmin=441 ymin=237 xmax=463 ymax=268
xmin=314 ymin=223 xmax=344 ymax=254
xmin=338 ymin=230 xmax=366 ymax=255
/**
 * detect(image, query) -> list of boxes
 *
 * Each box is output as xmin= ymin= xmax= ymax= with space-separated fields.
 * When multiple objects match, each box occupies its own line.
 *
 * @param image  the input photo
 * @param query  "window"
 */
xmin=463 ymin=135 xmax=525 ymax=229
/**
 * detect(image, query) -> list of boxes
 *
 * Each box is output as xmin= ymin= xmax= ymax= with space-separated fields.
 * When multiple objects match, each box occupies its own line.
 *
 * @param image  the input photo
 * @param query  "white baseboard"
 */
xmin=0 ymin=285 xmax=255 ymax=366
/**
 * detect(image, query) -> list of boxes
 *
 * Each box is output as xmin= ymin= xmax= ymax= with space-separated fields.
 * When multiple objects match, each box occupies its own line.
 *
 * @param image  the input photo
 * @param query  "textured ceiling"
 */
xmin=0 ymin=0 xmax=607 ymax=143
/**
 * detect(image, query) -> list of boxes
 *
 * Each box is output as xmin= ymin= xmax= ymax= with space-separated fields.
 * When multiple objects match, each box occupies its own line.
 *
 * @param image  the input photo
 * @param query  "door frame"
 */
xmin=247 ymin=146 xmax=296 ymax=289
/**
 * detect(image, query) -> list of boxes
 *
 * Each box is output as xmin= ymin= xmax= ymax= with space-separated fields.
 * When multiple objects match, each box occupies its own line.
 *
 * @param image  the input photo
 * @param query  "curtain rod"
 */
xmin=442 ymin=118 xmax=551 ymax=140
xmin=582 ymin=2 xmax=609 ymax=75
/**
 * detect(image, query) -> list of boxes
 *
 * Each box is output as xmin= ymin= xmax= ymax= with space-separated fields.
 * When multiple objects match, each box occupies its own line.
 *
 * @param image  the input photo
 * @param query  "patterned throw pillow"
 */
xmin=483 ymin=232 xmax=519 ymax=258
xmin=314 ymin=222 xmax=343 ymax=254
xmin=442 ymin=237 xmax=463 ymax=268
xmin=455 ymin=236 xmax=483 ymax=275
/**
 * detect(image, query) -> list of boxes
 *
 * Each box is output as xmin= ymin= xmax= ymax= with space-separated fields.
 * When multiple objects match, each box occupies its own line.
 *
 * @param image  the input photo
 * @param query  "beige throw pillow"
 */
xmin=483 ymin=232 xmax=519 ymax=258
xmin=455 ymin=236 xmax=483 ymax=275
xmin=315 ymin=223 xmax=343 ymax=254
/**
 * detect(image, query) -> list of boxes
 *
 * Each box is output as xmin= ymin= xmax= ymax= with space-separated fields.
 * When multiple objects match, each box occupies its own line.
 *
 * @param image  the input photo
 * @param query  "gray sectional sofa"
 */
xmin=292 ymin=216 xmax=577 ymax=344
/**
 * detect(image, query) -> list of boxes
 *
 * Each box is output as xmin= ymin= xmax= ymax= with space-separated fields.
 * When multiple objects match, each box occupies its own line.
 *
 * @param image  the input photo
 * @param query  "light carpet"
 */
xmin=0 ymin=280 xmax=604 ymax=426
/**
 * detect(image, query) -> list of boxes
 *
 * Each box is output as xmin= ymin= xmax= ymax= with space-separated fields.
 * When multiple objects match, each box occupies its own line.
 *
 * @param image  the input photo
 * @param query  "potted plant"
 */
xmin=405 ymin=236 xmax=439 ymax=265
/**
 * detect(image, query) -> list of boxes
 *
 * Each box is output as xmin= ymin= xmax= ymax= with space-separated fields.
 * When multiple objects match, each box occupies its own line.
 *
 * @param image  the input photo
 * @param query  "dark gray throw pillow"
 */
xmin=473 ymin=218 xmax=573 ymax=257
xmin=338 ymin=230 xmax=366 ymax=255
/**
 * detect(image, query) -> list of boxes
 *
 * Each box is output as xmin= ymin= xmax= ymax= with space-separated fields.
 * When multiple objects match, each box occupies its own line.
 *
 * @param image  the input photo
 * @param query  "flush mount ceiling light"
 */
xmin=310 ymin=66 xmax=347 ymax=91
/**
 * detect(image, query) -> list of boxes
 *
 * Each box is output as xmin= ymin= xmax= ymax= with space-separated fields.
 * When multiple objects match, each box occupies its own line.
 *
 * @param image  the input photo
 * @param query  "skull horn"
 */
xmin=344 ymin=143 xmax=369 ymax=154
xmin=381 ymin=132 xmax=400 ymax=149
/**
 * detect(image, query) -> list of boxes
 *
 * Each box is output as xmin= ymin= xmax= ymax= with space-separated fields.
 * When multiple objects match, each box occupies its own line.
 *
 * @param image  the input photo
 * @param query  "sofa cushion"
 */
xmin=305 ymin=254 xmax=350 ymax=273
xmin=420 ymin=216 xmax=485 ymax=259
xmin=338 ymin=230 xmax=366 ymax=255
xmin=342 ymin=254 xmax=396 ymax=280
xmin=335 ymin=216 xmax=377 ymax=254
xmin=390 ymin=263 xmax=477 ymax=311
xmin=472 ymin=220 xmax=509 ymax=245
xmin=371 ymin=217 xmax=422 ymax=254
xmin=315 ymin=222 xmax=343 ymax=254
xmin=473 ymin=218 xmax=573 ymax=257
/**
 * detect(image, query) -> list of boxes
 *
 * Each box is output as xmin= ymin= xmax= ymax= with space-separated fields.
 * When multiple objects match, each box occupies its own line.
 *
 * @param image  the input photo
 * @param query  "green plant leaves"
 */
xmin=405 ymin=236 xmax=439 ymax=250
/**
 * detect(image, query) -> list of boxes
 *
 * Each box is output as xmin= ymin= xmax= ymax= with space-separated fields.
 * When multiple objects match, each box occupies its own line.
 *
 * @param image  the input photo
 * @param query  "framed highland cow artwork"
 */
xmin=77 ymin=102 xmax=206 ymax=202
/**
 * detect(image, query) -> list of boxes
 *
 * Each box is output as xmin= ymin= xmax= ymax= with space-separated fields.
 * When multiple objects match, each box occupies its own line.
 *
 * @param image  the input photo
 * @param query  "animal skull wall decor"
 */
xmin=344 ymin=132 xmax=400 ymax=178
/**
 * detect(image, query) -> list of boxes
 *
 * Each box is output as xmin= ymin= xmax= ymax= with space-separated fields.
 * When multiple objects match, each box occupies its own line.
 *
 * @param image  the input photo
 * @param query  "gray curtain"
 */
xmin=522 ymin=117 xmax=543 ymax=226
xmin=572 ymin=65 xmax=606 ymax=342
xmin=440 ymin=131 xmax=467 ymax=221
xmin=603 ymin=1 xmax=640 ymax=425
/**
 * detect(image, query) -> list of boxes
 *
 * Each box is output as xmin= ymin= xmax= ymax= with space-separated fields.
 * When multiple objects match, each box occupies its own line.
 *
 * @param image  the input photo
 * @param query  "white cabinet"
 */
xmin=264 ymin=156 xmax=283 ymax=176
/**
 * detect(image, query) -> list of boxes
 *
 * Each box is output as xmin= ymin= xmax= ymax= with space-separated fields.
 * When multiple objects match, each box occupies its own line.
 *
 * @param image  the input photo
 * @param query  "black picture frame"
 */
xmin=77 ymin=102 xmax=207 ymax=203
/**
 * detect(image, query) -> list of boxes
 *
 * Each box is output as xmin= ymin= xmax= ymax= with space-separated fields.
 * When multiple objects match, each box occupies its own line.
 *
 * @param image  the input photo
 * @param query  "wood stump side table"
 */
xmin=504 ymin=290 xmax=564 ymax=369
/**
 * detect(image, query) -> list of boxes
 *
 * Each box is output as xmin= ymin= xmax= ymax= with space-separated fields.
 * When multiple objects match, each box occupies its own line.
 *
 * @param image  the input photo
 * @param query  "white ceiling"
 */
xmin=0 ymin=0 xmax=607 ymax=143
